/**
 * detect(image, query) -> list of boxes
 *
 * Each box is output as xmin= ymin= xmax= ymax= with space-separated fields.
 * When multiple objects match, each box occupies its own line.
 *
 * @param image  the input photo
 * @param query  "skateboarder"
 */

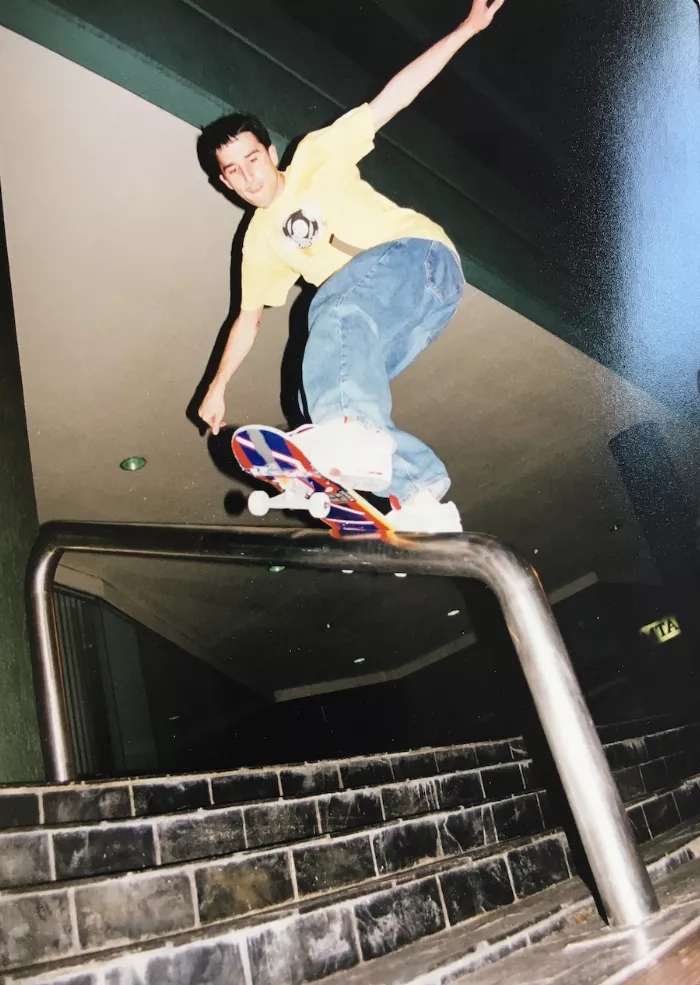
xmin=197 ymin=0 xmax=506 ymax=532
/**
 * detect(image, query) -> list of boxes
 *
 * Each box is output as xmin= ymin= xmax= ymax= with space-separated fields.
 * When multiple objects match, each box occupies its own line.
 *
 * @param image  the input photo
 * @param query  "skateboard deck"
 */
xmin=232 ymin=424 xmax=396 ymax=540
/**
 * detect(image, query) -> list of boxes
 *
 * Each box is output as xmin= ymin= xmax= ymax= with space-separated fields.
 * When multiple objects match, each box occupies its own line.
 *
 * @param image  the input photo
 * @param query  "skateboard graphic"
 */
xmin=232 ymin=425 xmax=396 ymax=540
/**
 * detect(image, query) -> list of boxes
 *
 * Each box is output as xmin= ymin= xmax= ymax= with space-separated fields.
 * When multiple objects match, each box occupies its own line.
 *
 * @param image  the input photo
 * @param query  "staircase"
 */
xmin=2 ymin=717 xmax=700 ymax=984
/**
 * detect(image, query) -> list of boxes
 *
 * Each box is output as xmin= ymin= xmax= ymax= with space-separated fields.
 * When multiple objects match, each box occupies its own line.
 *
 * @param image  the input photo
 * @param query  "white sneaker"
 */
xmin=385 ymin=489 xmax=463 ymax=533
xmin=291 ymin=419 xmax=395 ymax=493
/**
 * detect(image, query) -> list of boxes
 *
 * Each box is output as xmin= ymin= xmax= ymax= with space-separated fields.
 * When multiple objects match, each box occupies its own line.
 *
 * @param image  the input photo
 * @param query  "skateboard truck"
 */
xmin=248 ymin=486 xmax=331 ymax=519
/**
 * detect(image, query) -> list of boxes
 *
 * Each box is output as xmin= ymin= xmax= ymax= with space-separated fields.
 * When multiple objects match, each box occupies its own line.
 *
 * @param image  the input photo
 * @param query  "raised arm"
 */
xmin=198 ymin=306 xmax=264 ymax=434
xmin=369 ymin=0 xmax=506 ymax=131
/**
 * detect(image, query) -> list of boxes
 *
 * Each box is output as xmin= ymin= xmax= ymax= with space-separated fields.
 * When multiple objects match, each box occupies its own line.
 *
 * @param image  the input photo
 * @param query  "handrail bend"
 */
xmin=25 ymin=520 xmax=659 ymax=928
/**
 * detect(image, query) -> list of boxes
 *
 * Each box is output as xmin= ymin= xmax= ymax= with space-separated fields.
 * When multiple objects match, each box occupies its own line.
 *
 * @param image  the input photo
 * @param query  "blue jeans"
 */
xmin=302 ymin=238 xmax=465 ymax=502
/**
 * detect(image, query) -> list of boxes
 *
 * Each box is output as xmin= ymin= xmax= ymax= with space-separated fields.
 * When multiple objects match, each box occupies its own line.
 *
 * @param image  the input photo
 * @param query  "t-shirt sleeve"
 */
xmin=303 ymin=103 xmax=375 ymax=166
xmin=240 ymin=225 xmax=299 ymax=311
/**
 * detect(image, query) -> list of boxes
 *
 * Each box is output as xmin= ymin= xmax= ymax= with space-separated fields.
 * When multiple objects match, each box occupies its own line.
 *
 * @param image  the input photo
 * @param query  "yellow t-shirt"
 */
xmin=240 ymin=104 xmax=457 ymax=311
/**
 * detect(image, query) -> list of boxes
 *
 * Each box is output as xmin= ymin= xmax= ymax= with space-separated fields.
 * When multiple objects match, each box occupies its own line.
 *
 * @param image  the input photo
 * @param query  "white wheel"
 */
xmin=248 ymin=490 xmax=271 ymax=517
xmin=308 ymin=492 xmax=331 ymax=519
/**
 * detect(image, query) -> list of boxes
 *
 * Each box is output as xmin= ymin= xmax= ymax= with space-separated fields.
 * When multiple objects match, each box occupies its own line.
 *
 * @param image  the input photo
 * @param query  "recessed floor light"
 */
xmin=447 ymin=609 xmax=460 ymax=617
xmin=268 ymin=565 xmax=285 ymax=573
xmin=120 ymin=456 xmax=146 ymax=471
xmin=354 ymin=657 xmax=366 ymax=664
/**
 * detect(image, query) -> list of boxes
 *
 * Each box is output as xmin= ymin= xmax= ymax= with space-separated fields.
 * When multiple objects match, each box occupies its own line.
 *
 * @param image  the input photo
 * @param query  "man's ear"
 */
xmin=269 ymin=144 xmax=280 ymax=166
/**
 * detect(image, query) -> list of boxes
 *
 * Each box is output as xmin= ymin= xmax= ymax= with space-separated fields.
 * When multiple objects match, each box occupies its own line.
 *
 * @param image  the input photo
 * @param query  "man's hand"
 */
xmin=369 ymin=0 xmax=507 ymax=131
xmin=464 ymin=0 xmax=506 ymax=35
xmin=198 ymin=381 xmax=227 ymax=435
xmin=197 ymin=306 xmax=263 ymax=435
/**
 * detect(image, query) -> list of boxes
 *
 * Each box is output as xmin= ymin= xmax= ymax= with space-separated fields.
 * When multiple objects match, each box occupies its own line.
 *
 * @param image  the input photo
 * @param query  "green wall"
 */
xmin=0 ymin=188 xmax=44 ymax=782
xmin=0 ymin=0 xmax=579 ymax=342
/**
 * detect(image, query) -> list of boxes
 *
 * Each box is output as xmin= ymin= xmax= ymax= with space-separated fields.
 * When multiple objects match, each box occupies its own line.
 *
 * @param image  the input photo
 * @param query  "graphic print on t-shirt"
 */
xmin=282 ymin=206 xmax=324 ymax=248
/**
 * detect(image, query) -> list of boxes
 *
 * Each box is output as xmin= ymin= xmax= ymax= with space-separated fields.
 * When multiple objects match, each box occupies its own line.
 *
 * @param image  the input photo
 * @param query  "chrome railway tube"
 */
xmin=25 ymin=521 xmax=659 ymax=928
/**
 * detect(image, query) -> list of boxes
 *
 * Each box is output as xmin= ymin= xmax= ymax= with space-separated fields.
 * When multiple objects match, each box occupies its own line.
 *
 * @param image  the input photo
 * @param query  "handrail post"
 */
xmin=25 ymin=538 xmax=73 ymax=782
xmin=24 ymin=522 xmax=660 ymax=928
xmin=477 ymin=542 xmax=660 ymax=929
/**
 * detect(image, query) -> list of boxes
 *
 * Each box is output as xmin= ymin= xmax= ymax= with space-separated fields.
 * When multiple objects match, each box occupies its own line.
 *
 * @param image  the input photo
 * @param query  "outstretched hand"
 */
xmin=464 ymin=0 xmax=506 ymax=33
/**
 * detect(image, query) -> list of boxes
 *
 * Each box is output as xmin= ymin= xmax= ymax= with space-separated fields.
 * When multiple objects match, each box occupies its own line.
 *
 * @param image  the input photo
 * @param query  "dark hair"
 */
xmin=196 ymin=113 xmax=272 ymax=183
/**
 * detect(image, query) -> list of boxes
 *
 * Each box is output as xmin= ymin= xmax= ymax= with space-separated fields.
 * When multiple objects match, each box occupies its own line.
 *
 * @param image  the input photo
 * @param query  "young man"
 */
xmin=197 ymin=0 xmax=505 ymax=532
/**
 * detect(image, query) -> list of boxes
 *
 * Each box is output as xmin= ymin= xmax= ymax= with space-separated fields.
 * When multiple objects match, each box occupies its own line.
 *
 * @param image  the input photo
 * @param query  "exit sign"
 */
xmin=639 ymin=616 xmax=681 ymax=645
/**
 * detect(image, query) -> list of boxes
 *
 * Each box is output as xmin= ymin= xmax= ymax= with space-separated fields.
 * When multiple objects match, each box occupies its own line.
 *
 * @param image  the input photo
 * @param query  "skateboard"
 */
xmin=232 ymin=424 xmax=396 ymax=540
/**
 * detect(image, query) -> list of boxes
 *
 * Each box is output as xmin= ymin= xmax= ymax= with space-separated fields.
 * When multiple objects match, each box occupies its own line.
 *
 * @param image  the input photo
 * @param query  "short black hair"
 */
xmin=196 ymin=113 xmax=272 ymax=183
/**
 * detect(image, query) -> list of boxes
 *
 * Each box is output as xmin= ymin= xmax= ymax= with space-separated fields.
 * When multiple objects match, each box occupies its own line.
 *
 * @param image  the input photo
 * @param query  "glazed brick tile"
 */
xmin=244 ymin=800 xmax=317 ymax=848
xmin=628 ymin=804 xmax=651 ymax=843
xmin=481 ymin=763 xmax=525 ymax=800
xmin=104 ymin=941 xmax=246 ymax=984
xmin=318 ymin=790 xmax=383 ymax=834
xmin=54 ymin=824 xmax=155 ymax=880
xmin=440 ymin=857 xmax=515 ymax=925
xmin=665 ymin=750 xmax=691 ymax=785
xmin=0 ymin=831 xmax=51 ymax=888
xmin=492 ymin=793 xmax=545 ymax=842
xmin=132 ymin=780 xmax=210 ymax=817
xmin=280 ymin=765 xmax=340 ymax=798
xmin=674 ymin=780 xmax=700 ymax=822
xmin=196 ymin=852 xmax=293 ymax=923
xmin=389 ymin=753 xmax=438 ymax=782
xmin=0 ymin=891 xmax=73 ymax=969
xmin=439 ymin=805 xmax=496 ymax=855
xmin=28 ymin=976 xmax=96 ymax=985
xmin=0 ymin=791 xmax=40 ymax=829
xmin=294 ymin=836 xmax=375 ymax=896
xmin=606 ymin=738 xmax=649 ymax=770
xmin=520 ymin=759 xmax=544 ymax=791
xmin=537 ymin=791 xmax=557 ymax=830
xmin=615 ymin=766 xmax=646 ymax=802
xmin=509 ymin=739 xmax=529 ymax=761
xmin=373 ymin=818 xmax=440 ymax=875
xmin=434 ymin=746 xmax=478 ymax=774
xmin=355 ymin=879 xmax=445 ymax=961
xmin=436 ymin=771 xmax=483 ymax=811
xmin=74 ymin=871 xmax=195 ymax=950
xmin=211 ymin=772 xmax=280 ymax=807
xmin=382 ymin=781 xmax=439 ymax=822
xmin=640 ymin=758 xmax=670 ymax=795
xmin=645 ymin=729 xmax=684 ymax=760
xmin=157 ymin=809 xmax=245 ymax=864
xmin=475 ymin=741 xmax=514 ymax=767
xmin=247 ymin=907 xmax=358 ymax=985
xmin=43 ymin=786 xmax=131 ymax=824
xmin=643 ymin=792 xmax=681 ymax=838
xmin=508 ymin=836 xmax=570 ymax=898
xmin=340 ymin=758 xmax=393 ymax=789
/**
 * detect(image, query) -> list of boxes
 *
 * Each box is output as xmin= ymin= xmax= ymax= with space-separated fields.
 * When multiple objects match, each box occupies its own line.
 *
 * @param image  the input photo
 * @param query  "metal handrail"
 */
xmin=25 ymin=520 xmax=659 ymax=928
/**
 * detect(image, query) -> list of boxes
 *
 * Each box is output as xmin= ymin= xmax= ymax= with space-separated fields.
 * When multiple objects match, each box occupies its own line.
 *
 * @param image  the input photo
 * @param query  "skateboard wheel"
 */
xmin=308 ymin=492 xmax=331 ymax=519
xmin=249 ymin=490 xmax=271 ymax=516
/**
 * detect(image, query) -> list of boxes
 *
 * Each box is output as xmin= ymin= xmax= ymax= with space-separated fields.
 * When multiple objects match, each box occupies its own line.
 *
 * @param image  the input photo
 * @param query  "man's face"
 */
xmin=217 ymin=132 xmax=282 ymax=208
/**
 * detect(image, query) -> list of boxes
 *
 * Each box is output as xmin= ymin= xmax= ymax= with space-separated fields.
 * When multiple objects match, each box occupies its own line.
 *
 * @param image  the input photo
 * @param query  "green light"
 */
xmin=120 ymin=457 xmax=147 ymax=471
xmin=268 ymin=565 xmax=286 ymax=574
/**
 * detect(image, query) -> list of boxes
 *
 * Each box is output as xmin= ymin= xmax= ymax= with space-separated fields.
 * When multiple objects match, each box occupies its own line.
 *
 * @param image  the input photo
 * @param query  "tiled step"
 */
xmin=0 ymin=759 xmax=543 ymax=890
xmin=2 ymin=764 xmax=699 ymax=977
xmin=0 ymin=738 xmax=526 ymax=829
xmin=0 ymin=827 xmax=574 ymax=981
xmin=1 ymin=722 xmax=697 ymax=831
xmin=2 ymin=743 xmax=692 ymax=893
xmin=7 ymin=813 xmax=700 ymax=985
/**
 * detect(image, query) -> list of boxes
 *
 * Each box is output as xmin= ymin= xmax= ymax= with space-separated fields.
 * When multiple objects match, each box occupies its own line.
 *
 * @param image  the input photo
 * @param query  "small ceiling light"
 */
xmin=268 ymin=565 xmax=285 ymax=574
xmin=447 ymin=609 xmax=460 ymax=617
xmin=120 ymin=456 xmax=146 ymax=471
xmin=354 ymin=657 xmax=366 ymax=664
xmin=342 ymin=570 xmax=354 ymax=575
xmin=394 ymin=572 xmax=408 ymax=578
